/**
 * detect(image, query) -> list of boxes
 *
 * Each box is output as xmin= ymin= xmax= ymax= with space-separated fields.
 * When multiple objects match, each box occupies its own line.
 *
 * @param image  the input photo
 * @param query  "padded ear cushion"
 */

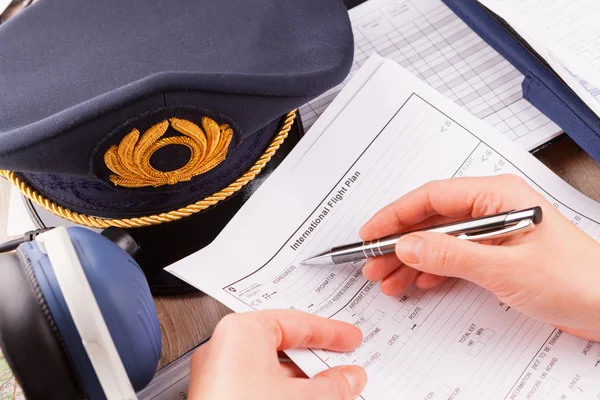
xmin=0 ymin=251 xmax=86 ymax=399
xmin=22 ymin=239 xmax=105 ymax=399
xmin=22 ymin=227 xmax=161 ymax=394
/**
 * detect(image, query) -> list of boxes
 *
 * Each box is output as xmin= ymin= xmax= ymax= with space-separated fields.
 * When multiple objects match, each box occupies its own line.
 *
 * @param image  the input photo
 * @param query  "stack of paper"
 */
xmin=168 ymin=55 xmax=600 ymax=399
xmin=300 ymin=0 xmax=562 ymax=151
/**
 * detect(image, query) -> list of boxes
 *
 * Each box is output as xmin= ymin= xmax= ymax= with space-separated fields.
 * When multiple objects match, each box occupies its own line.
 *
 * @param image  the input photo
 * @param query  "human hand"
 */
xmin=360 ymin=174 xmax=600 ymax=341
xmin=188 ymin=310 xmax=367 ymax=400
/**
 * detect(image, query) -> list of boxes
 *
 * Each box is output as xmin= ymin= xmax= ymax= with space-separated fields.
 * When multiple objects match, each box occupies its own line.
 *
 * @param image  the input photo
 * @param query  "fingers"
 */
xmin=363 ymin=257 xmax=447 ymax=295
xmin=395 ymin=231 xmax=517 ymax=287
xmin=414 ymin=272 xmax=448 ymax=289
xmin=362 ymin=254 xmax=447 ymax=295
xmin=362 ymin=254 xmax=401 ymax=281
xmin=360 ymin=175 xmax=531 ymax=240
xmin=214 ymin=310 xmax=363 ymax=354
xmin=300 ymin=365 xmax=367 ymax=400
xmin=380 ymin=265 xmax=420 ymax=296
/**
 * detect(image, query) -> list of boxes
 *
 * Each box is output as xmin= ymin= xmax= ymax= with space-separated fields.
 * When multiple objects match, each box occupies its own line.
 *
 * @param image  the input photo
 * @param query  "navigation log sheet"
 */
xmin=299 ymin=0 xmax=562 ymax=150
xmin=168 ymin=56 xmax=600 ymax=400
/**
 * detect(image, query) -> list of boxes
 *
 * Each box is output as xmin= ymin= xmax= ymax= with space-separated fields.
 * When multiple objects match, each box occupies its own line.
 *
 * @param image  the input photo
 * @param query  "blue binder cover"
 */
xmin=442 ymin=0 xmax=600 ymax=162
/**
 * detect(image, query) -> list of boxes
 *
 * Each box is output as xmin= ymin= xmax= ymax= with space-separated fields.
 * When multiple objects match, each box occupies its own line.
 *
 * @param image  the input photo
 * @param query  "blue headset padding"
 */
xmin=23 ymin=240 xmax=105 ymax=399
xmin=23 ymin=227 xmax=161 ymax=396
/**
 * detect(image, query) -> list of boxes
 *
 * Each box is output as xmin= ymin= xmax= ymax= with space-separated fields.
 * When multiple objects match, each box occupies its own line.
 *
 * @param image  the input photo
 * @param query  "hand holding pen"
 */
xmin=302 ymin=207 xmax=542 ymax=266
xmin=316 ymin=175 xmax=600 ymax=342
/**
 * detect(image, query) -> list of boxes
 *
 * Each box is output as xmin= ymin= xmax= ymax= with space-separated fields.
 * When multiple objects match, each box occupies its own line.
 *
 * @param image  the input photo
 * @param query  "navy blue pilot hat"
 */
xmin=0 ymin=0 xmax=354 ymax=293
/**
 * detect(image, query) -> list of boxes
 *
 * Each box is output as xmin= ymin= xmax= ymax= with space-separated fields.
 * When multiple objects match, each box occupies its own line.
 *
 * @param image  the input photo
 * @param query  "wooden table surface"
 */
xmin=2 ymin=135 xmax=600 ymax=371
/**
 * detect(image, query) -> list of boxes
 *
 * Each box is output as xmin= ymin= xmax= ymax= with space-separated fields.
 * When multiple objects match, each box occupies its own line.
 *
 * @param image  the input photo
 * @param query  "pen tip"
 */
xmin=298 ymin=252 xmax=332 ymax=266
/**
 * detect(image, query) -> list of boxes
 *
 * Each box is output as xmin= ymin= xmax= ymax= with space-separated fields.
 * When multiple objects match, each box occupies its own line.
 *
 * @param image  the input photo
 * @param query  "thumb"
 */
xmin=302 ymin=365 xmax=367 ymax=400
xmin=395 ymin=232 xmax=515 ymax=287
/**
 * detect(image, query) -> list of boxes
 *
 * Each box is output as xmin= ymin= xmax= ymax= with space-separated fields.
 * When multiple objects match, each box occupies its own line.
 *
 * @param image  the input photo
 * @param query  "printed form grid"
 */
xmin=299 ymin=0 xmax=561 ymax=149
xmin=230 ymin=95 xmax=600 ymax=315
xmin=225 ymin=95 xmax=600 ymax=399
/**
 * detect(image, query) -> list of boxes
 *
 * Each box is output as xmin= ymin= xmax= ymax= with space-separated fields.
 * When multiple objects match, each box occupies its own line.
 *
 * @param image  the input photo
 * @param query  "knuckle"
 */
xmin=472 ymin=174 xmax=532 ymax=217
xmin=423 ymin=179 xmax=439 ymax=189
xmin=472 ymin=188 xmax=505 ymax=217
xmin=423 ymin=179 xmax=442 ymax=194
xmin=423 ymin=179 xmax=446 ymax=193
xmin=502 ymin=174 xmax=531 ymax=193
xmin=501 ymin=173 xmax=526 ymax=187
xmin=213 ymin=313 xmax=242 ymax=337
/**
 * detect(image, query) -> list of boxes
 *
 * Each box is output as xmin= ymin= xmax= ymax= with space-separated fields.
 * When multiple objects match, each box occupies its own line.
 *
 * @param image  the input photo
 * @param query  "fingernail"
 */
xmin=342 ymin=367 xmax=365 ymax=394
xmin=397 ymin=235 xmax=423 ymax=264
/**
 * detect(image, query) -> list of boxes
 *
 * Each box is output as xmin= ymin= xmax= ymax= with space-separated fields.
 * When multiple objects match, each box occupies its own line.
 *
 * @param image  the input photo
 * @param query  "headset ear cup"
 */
xmin=0 ymin=227 xmax=161 ymax=398
xmin=65 ymin=227 xmax=162 ymax=391
xmin=0 ymin=251 xmax=85 ymax=399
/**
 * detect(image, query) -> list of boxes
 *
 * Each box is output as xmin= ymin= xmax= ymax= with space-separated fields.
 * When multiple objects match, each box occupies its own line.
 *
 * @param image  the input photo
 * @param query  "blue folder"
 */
xmin=442 ymin=0 xmax=600 ymax=162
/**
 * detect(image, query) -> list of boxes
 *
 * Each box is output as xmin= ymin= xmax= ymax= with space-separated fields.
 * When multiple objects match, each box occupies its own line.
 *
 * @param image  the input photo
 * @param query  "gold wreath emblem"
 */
xmin=104 ymin=117 xmax=234 ymax=188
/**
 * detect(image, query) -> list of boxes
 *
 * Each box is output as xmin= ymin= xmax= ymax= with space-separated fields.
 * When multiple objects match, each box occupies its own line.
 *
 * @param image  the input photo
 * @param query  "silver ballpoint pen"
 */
xmin=300 ymin=206 xmax=542 ymax=266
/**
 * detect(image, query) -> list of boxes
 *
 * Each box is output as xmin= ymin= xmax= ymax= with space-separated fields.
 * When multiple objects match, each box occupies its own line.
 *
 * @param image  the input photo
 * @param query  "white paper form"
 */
xmin=299 ymin=0 xmax=562 ymax=151
xmin=168 ymin=56 xmax=600 ymax=399
xmin=0 ymin=0 xmax=12 ymax=16
xmin=568 ymin=69 xmax=600 ymax=107
xmin=478 ymin=0 xmax=600 ymax=119
xmin=6 ymin=187 xmax=36 ymax=237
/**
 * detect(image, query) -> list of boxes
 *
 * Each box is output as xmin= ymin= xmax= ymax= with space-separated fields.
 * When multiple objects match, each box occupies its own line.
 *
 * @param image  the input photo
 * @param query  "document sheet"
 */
xmin=168 ymin=56 xmax=600 ymax=399
xmin=0 ymin=0 xmax=12 ymax=17
xmin=299 ymin=0 xmax=562 ymax=151
xmin=478 ymin=0 xmax=600 ymax=119
xmin=6 ymin=186 xmax=36 ymax=237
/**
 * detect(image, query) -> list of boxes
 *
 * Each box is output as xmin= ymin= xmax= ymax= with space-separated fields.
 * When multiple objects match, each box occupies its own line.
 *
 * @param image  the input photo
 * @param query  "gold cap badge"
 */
xmin=104 ymin=117 xmax=233 ymax=188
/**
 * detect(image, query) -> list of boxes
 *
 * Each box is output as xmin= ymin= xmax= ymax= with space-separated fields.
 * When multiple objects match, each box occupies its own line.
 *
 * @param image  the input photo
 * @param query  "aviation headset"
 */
xmin=0 ymin=226 xmax=162 ymax=399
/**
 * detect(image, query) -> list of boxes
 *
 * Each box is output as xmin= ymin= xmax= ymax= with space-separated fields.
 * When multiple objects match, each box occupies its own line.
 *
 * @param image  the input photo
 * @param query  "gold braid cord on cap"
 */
xmin=0 ymin=110 xmax=297 ymax=229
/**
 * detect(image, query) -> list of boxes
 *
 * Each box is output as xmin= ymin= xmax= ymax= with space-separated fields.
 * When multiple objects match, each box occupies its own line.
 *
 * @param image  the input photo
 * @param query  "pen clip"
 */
xmin=456 ymin=218 xmax=535 ymax=241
